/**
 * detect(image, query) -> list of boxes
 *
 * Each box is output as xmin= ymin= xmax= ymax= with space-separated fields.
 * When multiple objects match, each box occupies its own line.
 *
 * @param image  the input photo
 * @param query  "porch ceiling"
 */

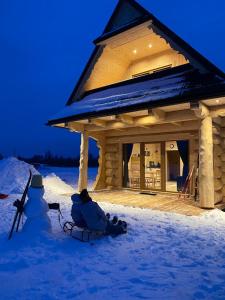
xmin=51 ymin=98 xmax=225 ymax=136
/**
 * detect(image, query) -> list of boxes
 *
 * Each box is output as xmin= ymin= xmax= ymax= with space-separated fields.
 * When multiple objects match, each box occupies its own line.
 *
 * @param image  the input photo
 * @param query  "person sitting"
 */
xmin=79 ymin=189 xmax=127 ymax=235
xmin=71 ymin=193 xmax=87 ymax=228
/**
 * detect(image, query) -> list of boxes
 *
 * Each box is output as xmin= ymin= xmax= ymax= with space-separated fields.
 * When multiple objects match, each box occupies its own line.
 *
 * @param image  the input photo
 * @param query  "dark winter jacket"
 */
xmin=80 ymin=200 xmax=107 ymax=232
xmin=71 ymin=194 xmax=87 ymax=228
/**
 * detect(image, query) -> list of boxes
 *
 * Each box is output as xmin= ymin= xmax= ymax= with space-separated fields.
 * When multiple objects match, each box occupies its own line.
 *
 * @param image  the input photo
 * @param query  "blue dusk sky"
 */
xmin=0 ymin=0 xmax=225 ymax=158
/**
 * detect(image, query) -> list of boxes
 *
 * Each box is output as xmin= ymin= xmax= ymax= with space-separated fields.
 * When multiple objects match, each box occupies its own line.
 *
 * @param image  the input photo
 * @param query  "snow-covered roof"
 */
xmin=48 ymin=65 xmax=225 ymax=125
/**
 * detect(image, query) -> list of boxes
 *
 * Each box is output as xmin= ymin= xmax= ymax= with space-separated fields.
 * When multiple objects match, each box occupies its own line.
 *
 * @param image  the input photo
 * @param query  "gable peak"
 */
xmin=103 ymin=0 xmax=150 ymax=34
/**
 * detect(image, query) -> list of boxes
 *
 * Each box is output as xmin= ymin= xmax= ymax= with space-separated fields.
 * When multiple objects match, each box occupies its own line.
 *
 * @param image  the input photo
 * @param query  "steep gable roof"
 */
xmin=102 ymin=0 xmax=150 ymax=34
xmin=66 ymin=0 xmax=225 ymax=106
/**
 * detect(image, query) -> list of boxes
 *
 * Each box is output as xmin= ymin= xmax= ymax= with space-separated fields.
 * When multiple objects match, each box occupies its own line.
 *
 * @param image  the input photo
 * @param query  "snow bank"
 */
xmin=1 ymin=193 xmax=225 ymax=299
xmin=0 ymin=157 xmax=38 ymax=194
xmin=0 ymin=164 xmax=225 ymax=299
xmin=0 ymin=157 xmax=74 ymax=196
xmin=43 ymin=173 xmax=74 ymax=195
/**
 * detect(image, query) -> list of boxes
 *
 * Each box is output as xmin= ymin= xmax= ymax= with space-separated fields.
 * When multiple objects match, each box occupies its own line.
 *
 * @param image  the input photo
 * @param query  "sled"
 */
xmin=0 ymin=194 xmax=8 ymax=200
xmin=63 ymin=221 xmax=105 ymax=242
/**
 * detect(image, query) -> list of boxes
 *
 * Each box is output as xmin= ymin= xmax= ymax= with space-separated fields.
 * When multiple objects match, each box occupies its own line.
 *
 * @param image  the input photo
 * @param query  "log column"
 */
xmin=78 ymin=131 xmax=89 ymax=192
xmin=197 ymin=105 xmax=214 ymax=208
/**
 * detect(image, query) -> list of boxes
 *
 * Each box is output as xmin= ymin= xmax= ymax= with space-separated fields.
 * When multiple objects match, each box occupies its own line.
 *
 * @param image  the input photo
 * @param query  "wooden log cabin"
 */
xmin=48 ymin=0 xmax=225 ymax=209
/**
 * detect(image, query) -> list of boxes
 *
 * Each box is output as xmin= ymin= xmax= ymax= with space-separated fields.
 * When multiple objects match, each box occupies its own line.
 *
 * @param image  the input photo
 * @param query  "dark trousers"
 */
xmin=105 ymin=221 xmax=124 ymax=235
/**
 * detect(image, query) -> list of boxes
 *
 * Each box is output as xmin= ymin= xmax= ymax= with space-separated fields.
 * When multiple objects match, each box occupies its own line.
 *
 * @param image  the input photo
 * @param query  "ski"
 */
xmin=8 ymin=170 xmax=32 ymax=240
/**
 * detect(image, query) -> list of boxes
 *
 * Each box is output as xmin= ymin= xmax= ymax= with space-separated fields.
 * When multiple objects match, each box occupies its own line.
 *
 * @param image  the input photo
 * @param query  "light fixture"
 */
xmin=148 ymin=43 xmax=152 ymax=48
xmin=133 ymin=49 xmax=137 ymax=54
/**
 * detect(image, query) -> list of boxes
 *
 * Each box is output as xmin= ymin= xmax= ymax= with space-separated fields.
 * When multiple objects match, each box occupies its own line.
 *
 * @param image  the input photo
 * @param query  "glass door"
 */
xmin=122 ymin=143 xmax=140 ymax=189
xmin=144 ymin=143 xmax=162 ymax=190
xmin=166 ymin=140 xmax=189 ymax=192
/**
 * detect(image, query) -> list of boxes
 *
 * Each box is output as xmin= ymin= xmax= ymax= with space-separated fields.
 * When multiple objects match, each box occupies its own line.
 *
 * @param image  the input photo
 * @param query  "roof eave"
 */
xmin=47 ymin=88 xmax=225 ymax=127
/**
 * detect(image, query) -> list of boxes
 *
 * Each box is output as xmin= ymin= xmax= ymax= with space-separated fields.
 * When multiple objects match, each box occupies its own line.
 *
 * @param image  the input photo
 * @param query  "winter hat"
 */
xmin=31 ymin=175 xmax=43 ymax=188
xmin=80 ymin=189 xmax=91 ymax=203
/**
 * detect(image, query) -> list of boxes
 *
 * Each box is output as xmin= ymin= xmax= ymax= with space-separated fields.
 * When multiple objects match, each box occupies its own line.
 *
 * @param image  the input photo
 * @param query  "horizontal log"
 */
xmin=106 ymin=176 xmax=114 ymax=186
xmin=84 ymin=111 xmax=198 ymax=132
xmin=219 ymin=129 xmax=225 ymax=137
xmin=221 ymin=139 xmax=225 ymax=148
xmin=221 ymin=176 xmax=225 ymax=185
xmin=105 ymin=153 xmax=118 ymax=161
xmin=214 ymin=145 xmax=223 ymax=156
xmin=69 ymin=122 xmax=85 ymax=132
xmin=214 ymin=167 xmax=222 ymax=178
xmin=106 ymin=186 xmax=115 ymax=190
xmin=106 ymin=145 xmax=118 ymax=153
xmin=106 ymin=161 xmax=118 ymax=169
xmin=106 ymin=121 xmax=199 ymax=137
xmin=210 ymin=105 xmax=225 ymax=118
xmin=212 ymin=117 xmax=222 ymax=126
xmin=105 ymin=169 xmax=114 ymax=177
xmin=215 ymin=179 xmax=223 ymax=191
xmin=214 ymin=191 xmax=223 ymax=204
xmin=213 ymin=126 xmax=220 ymax=136
xmin=106 ymin=132 xmax=197 ymax=144
xmin=214 ymin=156 xmax=221 ymax=167
xmin=106 ymin=176 xmax=119 ymax=186
xmin=213 ymin=136 xmax=222 ymax=145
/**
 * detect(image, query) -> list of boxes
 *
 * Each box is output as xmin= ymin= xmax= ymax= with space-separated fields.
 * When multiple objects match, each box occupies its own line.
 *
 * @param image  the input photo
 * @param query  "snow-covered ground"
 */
xmin=0 ymin=158 xmax=225 ymax=299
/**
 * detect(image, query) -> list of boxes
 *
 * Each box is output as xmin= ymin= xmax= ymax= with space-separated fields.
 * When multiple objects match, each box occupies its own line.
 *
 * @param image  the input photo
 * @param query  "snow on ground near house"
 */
xmin=39 ymin=165 xmax=98 ymax=190
xmin=1 ymin=162 xmax=225 ymax=299
xmin=0 ymin=157 xmax=38 ymax=194
xmin=43 ymin=174 xmax=75 ymax=195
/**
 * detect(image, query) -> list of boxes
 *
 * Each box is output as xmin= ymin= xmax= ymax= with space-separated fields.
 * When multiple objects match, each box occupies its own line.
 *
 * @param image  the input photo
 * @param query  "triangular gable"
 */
xmin=103 ymin=0 xmax=150 ymax=34
xmin=66 ymin=0 xmax=225 ymax=106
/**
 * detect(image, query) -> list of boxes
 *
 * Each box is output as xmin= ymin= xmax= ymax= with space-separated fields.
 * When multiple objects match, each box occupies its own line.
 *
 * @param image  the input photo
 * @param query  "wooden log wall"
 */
xmin=216 ymin=119 xmax=225 ymax=204
xmin=105 ymin=143 xmax=121 ymax=189
xmin=92 ymin=137 xmax=106 ymax=190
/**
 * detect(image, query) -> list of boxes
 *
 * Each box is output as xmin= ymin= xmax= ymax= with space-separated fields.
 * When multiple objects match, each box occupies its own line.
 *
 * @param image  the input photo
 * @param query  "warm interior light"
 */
xmin=148 ymin=43 xmax=153 ymax=48
xmin=133 ymin=49 xmax=137 ymax=54
xmin=216 ymin=99 xmax=220 ymax=104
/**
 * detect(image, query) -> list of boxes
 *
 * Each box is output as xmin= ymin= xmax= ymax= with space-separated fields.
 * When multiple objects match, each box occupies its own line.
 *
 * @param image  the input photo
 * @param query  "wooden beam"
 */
xmin=191 ymin=102 xmax=209 ymax=119
xmin=88 ymin=119 xmax=106 ymax=127
xmin=212 ymin=117 xmax=222 ymax=126
xmin=68 ymin=109 xmax=198 ymax=133
xmin=92 ymin=136 xmax=106 ymax=190
xmin=78 ymin=131 xmax=89 ymax=192
xmin=106 ymin=132 xmax=197 ymax=144
xmin=199 ymin=114 xmax=214 ymax=208
xmin=68 ymin=122 xmax=84 ymax=132
xmin=103 ymin=121 xmax=200 ymax=137
xmin=135 ymin=115 xmax=159 ymax=126
xmin=165 ymin=109 xmax=197 ymax=123
xmin=152 ymin=108 xmax=165 ymax=120
xmin=210 ymin=104 xmax=225 ymax=118
xmin=118 ymin=114 xmax=134 ymax=125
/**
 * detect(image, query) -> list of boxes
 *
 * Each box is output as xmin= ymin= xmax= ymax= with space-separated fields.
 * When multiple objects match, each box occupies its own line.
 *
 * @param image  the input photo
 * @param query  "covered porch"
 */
xmin=90 ymin=190 xmax=204 ymax=216
xmin=48 ymin=68 xmax=225 ymax=211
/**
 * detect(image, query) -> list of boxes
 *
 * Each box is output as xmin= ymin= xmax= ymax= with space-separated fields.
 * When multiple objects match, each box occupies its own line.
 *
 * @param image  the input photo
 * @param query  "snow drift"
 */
xmin=0 ymin=157 xmax=38 ymax=194
xmin=43 ymin=173 xmax=74 ymax=195
xmin=0 ymin=157 xmax=74 ymax=195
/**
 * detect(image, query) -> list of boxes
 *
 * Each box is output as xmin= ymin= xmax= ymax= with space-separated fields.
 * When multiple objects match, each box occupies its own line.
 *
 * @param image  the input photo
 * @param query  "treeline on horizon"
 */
xmin=0 ymin=151 xmax=99 ymax=167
